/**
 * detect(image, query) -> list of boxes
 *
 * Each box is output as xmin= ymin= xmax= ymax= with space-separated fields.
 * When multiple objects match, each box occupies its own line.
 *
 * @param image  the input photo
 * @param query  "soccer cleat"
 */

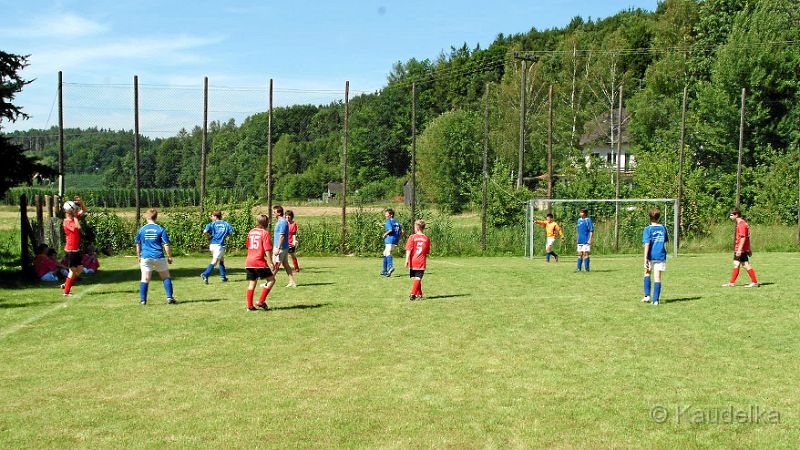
xmin=652 ymin=301 xmax=659 ymax=306
xmin=380 ymin=271 xmax=387 ymax=277
xmin=721 ymin=282 xmax=736 ymax=287
xmin=409 ymin=294 xmax=417 ymax=301
xmin=256 ymin=302 xmax=270 ymax=311
xmin=201 ymin=274 xmax=209 ymax=284
xmin=286 ymin=283 xmax=297 ymax=288
xmin=745 ymin=282 xmax=759 ymax=288
xmin=221 ymin=277 xmax=229 ymax=282
xmin=140 ymin=300 xmax=147 ymax=305
xmin=554 ymin=255 xmax=559 ymax=262
xmin=167 ymin=297 xmax=178 ymax=304
xmin=60 ymin=283 xmax=65 ymax=289
xmin=387 ymin=267 xmax=395 ymax=276
xmin=246 ymin=306 xmax=257 ymax=311
xmin=63 ymin=292 xmax=73 ymax=297
xmin=641 ymin=296 xmax=651 ymax=303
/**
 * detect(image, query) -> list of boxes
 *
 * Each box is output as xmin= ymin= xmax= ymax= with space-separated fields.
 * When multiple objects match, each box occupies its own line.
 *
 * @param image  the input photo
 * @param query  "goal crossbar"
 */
xmin=525 ymin=198 xmax=679 ymax=258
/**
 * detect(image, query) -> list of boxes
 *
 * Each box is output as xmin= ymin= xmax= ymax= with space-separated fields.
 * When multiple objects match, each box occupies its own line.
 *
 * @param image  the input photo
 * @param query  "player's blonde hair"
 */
xmin=145 ymin=208 xmax=158 ymax=221
xmin=256 ymin=214 xmax=269 ymax=228
xmin=414 ymin=219 xmax=426 ymax=231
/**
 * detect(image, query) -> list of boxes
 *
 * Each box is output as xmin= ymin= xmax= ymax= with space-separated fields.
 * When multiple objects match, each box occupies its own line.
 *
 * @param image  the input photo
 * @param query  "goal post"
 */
xmin=525 ymin=198 xmax=679 ymax=259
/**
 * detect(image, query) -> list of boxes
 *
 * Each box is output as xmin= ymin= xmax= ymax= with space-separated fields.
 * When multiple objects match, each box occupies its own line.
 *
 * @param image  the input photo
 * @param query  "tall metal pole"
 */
xmin=481 ymin=83 xmax=490 ymax=251
xmin=267 ymin=78 xmax=274 ymax=226
xmin=341 ymin=81 xmax=349 ymax=254
xmin=411 ymin=82 xmax=417 ymax=223
xmin=736 ymin=87 xmax=746 ymax=208
xmin=58 ymin=71 xmax=65 ymax=198
xmin=614 ymin=84 xmax=623 ymax=251
xmin=518 ymin=59 xmax=527 ymax=188
xmin=134 ymin=75 xmax=141 ymax=226
xmin=676 ymin=84 xmax=688 ymax=249
xmin=200 ymin=76 xmax=209 ymax=212
xmin=547 ymin=84 xmax=554 ymax=212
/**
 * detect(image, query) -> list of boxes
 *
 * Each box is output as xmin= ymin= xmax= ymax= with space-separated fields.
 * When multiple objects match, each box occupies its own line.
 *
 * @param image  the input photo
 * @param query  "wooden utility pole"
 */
xmin=518 ymin=59 xmax=526 ymax=188
xmin=134 ymin=75 xmax=141 ymax=226
xmin=676 ymin=84 xmax=688 ymax=248
xmin=614 ymin=85 xmax=623 ymax=251
xmin=341 ymin=81 xmax=349 ymax=254
xmin=482 ymin=83 xmax=490 ymax=251
xmin=736 ymin=87 xmax=746 ymax=208
xmin=411 ymin=82 xmax=417 ymax=222
xmin=200 ymin=76 xmax=209 ymax=212
xmin=58 ymin=71 xmax=65 ymax=197
xmin=267 ymin=78 xmax=274 ymax=225
xmin=547 ymin=84 xmax=554 ymax=211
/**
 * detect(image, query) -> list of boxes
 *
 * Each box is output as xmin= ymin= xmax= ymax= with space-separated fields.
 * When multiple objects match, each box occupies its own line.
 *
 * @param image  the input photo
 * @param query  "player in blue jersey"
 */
xmin=200 ymin=210 xmax=234 ymax=284
xmin=134 ymin=209 xmax=176 ymax=305
xmin=381 ymin=208 xmax=403 ymax=276
xmin=272 ymin=205 xmax=297 ymax=287
xmin=575 ymin=208 xmax=594 ymax=272
xmin=641 ymin=207 xmax=669 ymax=305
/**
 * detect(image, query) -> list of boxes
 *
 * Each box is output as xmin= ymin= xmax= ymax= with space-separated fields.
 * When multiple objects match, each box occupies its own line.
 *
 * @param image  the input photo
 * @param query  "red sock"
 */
xmin=246 ymin=289 xmax=254 ymax=309
xmin=64 ymin=277 xmax=74 ymax=294
xmin=259 ymin=286 xmax=271 ymax=304
xmin=411 ymin=279 xmax=420 ymax=296
xmin=747 ymin=269 xmax=757 ymax=283
xmin=730 ymin=268 xmax=740 ymax=284
xmin=417 ymin=280 xmax=423 ymax=297
xmin=292 ymin=256 xmax=299 ymax=271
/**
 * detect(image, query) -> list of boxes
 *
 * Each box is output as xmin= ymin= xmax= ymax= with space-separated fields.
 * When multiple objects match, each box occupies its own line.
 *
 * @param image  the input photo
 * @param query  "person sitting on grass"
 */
xmin=81 ymin=244 xmax=100 ymax=274
xmin=33 ymin=244 xmax=60 ymax=282
xmin=404 ymin=219 xmax=430 ymax=301
xmin=244 ymin=214 xmax=276 ymax=311
xmin=134 ymin=208 xmax=177 ymax=305
xmin=534 ymin=213 xmax=565 ymax=263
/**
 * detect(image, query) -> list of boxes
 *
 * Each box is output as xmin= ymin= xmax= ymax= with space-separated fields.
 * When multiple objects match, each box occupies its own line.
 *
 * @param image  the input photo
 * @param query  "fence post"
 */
xmin=411 ymin=82 xmax=417 ymax=223
xmin=673 ymin=199 xmax=679 ymax=258
xmin=518 ymin=59 xmax=526 ymax=188
xmin=481 ymin=82 xmax=489 ymax=251
xmin=614 ymin=85 xmax=623 ymax=251
xmin=20 ymin=194 xmax=32 ymax=274
xmin=341 ymin=80 xmax=349 ymax=254
xmin=676 ymin=84 xmax=688 ymax=249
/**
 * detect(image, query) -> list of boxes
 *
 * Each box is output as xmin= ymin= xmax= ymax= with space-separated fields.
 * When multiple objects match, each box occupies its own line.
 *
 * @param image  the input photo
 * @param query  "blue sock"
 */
xmin=545 ymin=252 xmax=551 ymax=262
xmin=163 ymin=278 xmax=174 ymax=298
xmin=382 ymin=256 xmax=387 ymax=273
xmin=653 ymin=282 xmax=661 ymax=303
xmin=202 ymin=263 xmax=214 ymax=278
xmin=585 ymin=257 xmax=591 ymax=271
xmin=219 ymin=262 xmax=227 ymax=279
xmin=577 ymin=257 xmax=583 ymax=270
xmin=387 ymin=255 xmax=393 ymax=270
xmin=551 ymin=250 xmax=558 ymax=258
xmin=644 ymin=276 xmax=651 ymax=297
xmin=139 ymin=282 xmax=149 ymax=302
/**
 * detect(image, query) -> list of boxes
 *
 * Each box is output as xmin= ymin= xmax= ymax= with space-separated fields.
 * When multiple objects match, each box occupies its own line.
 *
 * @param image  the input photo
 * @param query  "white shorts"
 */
xmin=383 ymin=244 xmax=396 ymax=256
xmin=577 ymin=244 xmax=591 ymax=253
xmin=650 ymin=260 xmax=666 ymax=272
xmin=546 ymin=237 xmax=556 ymax=248
xmin=140 ymin=257 xmax=168 ymax=274
xmin=273 ymin=250 xmax=293 ymax=274
xmin=209 ymin=244 xmax=225 ymax=261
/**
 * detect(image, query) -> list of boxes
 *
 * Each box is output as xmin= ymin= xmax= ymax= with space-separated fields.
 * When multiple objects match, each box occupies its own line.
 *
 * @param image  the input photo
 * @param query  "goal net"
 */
xmin=524 ymin=198 xmax=679 ymax=259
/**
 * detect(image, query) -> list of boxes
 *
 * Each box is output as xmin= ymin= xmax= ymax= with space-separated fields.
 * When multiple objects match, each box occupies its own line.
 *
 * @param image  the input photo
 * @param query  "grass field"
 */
xmin=1 ymin=253 xmax=798 ymax=448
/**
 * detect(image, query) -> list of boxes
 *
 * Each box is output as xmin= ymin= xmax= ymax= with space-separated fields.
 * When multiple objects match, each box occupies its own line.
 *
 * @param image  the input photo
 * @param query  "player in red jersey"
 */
xmin=404 ymin=219 xmax=431 ymax=301
xmin=62 ymin=196 xmax=87 ymax=296
xmin=245 ymin=214 xmax=276 ymax=311
xmin=722 ymin=207 xmax=758 ymax=288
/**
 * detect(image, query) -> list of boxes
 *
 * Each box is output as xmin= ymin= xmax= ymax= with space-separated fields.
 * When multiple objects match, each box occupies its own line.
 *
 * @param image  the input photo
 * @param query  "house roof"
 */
xmin=579 ymin=107 xmax=631 ymax=147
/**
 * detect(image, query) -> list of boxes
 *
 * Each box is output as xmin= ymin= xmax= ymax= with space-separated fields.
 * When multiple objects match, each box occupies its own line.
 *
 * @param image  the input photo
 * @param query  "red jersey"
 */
xmin=34 ymin=255 xmax=58 ymax=278
xmin=245 ymin=228 xmax=273 ymax=268
xmin=63 ymin=212 xmax=82 ymax=252
xmin=288 ymin=221 xmax=298 ymax=246
xmin=735 ymin=219 xmax=751 ymax=253
xmin=405 ymin=233 xmax=431 ymax=270
xmin=82 ymin=253 xmax=100 ymax=271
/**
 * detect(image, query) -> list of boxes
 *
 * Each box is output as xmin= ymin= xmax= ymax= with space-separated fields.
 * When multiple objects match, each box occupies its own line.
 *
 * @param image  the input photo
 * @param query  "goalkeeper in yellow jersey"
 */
xmin=534 ymin=213 xmax=565 ymax=262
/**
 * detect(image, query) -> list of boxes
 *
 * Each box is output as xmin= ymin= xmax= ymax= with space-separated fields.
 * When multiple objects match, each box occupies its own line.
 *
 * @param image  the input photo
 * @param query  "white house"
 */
xmin=579 ymin=107 xmax=634 ymax=172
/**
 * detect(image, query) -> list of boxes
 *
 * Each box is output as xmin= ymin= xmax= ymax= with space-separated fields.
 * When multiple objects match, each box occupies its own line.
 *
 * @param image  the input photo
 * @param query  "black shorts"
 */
xmin=288 ymin=245 xmax=296 ymax=254
xmin=246 ymin=267 xmax=273 ymax=280
xmin=409 ymin=269 xmax=425 ymax=279
xmin=66 ymin=251 xmax=83 ymax=267
xmin=734 ymin=251 xmax=751 ymax=263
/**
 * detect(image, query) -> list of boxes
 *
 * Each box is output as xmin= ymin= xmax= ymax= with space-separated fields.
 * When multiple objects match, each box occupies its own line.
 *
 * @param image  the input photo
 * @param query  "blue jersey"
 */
xmin=135 ymin=223 xmax=170 ymax=259
xmin=576 ymin=217 xmax=594 ymax=244
xmin=643 ymin=224 xmax=669 ymax=261
xmin=273 ymin=218 xmax=290 ymax=250
xmin=384 ymin=218 xmax=402 ymax=245
xmin=204 ymin=220 xmax=233 ymax=246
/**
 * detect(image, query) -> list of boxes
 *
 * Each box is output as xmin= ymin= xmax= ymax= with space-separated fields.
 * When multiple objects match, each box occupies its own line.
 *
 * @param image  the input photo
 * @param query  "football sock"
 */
xmin=291 ymin=255 xmax=299 ymax=271
xmin=551 ymin=250 xmax=558 ymax=259
xmin=219 ymin=262 xmax=227 ymax=279
xmin=577 ymin=257 xmax=583 ymax=271
xmin=644 ymin=275 xmax=651 ymax=297
xmin=202 ymin=264 xmax=214 ymax=278
xmin=382 ymin=256 xmax=387 ymax=273
xmin=730 ymin=268 xmax=740 ymax=284
xmin=747 ymin=269 xmax=757 ymax=283
xmin=64 ymin=277 xmax=74 ymax=294
xmin=585 ymin=257 xmax=591 ymax=271
xmin=259 ymin=286 xmax=271 ymax=303
xmin=417 ymin=280 xmax=423 ymax=297
xmin=163 ymin=278 xmax=174 ymax=298
xmin=139 ymin=282 xmax=149 ymax=302
xmin=545 ymin=252 xmax=551 ymax=262
xmin=246 ymin=289 xmax=254 ymax=309
xmin=387 ymin=255 xmax=394 ymax=270
xmin=653 ymin=282 xmax=661 ymax=303
xmin=411 ymin=279 xmax=421 ymax=296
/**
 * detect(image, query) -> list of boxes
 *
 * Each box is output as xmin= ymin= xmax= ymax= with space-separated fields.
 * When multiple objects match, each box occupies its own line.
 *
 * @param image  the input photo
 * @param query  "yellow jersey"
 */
xmin=534 ymin=220 xmax=564 ymax=239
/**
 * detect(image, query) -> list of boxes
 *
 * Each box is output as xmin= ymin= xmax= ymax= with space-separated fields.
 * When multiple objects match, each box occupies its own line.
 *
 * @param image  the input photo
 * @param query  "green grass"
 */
xmin=0 ymin=254 xmax=798 ymax=448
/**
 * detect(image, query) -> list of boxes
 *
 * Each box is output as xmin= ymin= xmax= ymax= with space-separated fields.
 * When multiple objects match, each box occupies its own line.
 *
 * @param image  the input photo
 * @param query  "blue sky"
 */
xmin=1 ymin=0 xmax=658 ymax=134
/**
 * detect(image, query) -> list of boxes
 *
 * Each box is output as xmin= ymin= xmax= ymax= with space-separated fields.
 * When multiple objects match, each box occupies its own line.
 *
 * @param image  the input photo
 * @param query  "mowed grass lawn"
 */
xmin=1 ymin=253 xmax=798 ymax=448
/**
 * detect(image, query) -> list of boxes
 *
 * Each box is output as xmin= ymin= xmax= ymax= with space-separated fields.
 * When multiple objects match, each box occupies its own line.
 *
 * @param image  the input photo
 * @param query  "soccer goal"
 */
xmin=524 ymin=198 xmax=679 ymax=259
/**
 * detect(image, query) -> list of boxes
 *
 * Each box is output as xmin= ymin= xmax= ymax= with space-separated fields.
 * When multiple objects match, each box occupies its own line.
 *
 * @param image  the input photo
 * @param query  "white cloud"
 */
xmin=0 ymin=12 xmax=110 ymax=39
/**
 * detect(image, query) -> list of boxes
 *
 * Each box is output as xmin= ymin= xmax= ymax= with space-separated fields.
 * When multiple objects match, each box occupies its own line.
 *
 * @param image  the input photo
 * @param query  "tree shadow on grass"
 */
xmin=270 ymin=303 xmax=330 ymax=311
xmin=425 ymin=294 xmax=470 ymax=300
xmin=0 ymin=299 xmax=65 ymax=309
xmin=296 ymin=282 xmax=335 ymax=287
xmin=664 ymin=296 xmax=702 ymax=304
xmin=758 ymin=282 xmax=775 ymax=287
